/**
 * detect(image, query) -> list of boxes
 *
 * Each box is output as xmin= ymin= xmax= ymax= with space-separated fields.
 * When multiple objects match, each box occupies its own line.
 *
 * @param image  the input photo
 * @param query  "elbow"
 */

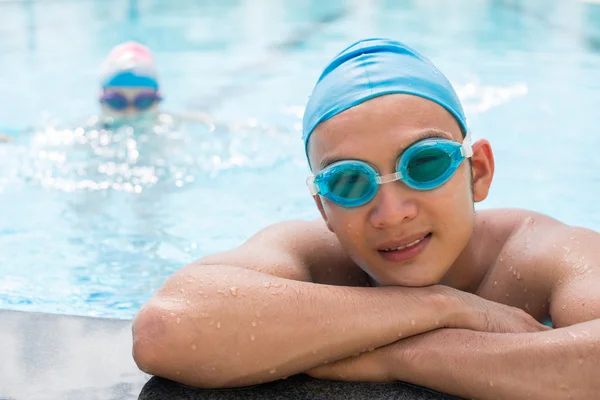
xmin=131 ymin=303 xmax=238 ymax=388
xmin=132 ymin=305 xmax=170 ymax=377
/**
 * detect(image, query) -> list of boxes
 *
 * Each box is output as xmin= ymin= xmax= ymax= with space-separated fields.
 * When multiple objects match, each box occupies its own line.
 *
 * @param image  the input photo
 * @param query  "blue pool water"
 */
xmin=0 ymin=0 xmax=599 ymax=319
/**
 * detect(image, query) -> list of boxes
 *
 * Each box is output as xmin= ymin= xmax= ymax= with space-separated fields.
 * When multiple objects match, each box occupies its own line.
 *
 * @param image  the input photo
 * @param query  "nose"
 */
xmin=368 ymin=182 xmax=418 ymax=229
xmin=123 ymin=107 xmax=138 ymax=116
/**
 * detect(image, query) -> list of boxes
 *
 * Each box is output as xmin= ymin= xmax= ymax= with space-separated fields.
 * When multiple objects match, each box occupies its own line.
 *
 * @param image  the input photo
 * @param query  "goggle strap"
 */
xmin=306 ymin=176 xmax=319 ymax=195
xmin=461 ymin=132 xmax=473 ymax=158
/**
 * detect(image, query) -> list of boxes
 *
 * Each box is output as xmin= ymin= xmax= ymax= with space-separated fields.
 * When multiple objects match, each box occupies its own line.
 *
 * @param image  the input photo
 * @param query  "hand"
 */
xmin=453 ymin=290 xmax=551 ymax=334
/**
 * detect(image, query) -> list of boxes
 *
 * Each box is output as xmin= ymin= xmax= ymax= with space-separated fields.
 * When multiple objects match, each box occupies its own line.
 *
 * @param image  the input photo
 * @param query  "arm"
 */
xmin=309 ymin=225 xmax=600 ymax=399
xmin=133 ymin=220 xmax=482 ymax=388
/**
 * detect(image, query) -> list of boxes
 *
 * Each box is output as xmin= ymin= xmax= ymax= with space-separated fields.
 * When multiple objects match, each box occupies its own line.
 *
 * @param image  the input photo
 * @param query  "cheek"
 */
xmin=322 ymin=201 xmax=368 ymax=247
xmin=430 ymin=167 xmax=475 ymax=233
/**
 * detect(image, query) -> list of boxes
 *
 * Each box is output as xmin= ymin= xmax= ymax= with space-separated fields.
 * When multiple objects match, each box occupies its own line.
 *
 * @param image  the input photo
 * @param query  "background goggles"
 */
xmin=99 ymin=91 xmax=162 ymax=111
xmin=306 ymin=136 xmax=473 ymax=208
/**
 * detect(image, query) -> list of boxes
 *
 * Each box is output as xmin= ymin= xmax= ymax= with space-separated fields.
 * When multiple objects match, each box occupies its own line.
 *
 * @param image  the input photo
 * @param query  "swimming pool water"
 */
xmin=0 ymin=0 xmax=599 ymax=319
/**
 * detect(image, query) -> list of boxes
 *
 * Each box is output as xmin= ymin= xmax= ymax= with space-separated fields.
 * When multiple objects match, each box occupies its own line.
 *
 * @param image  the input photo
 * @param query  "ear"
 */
xmin=313 ymin=196 xmax=335 ymax=233
xmin=470 ymin=139 xmax=495 ymax=202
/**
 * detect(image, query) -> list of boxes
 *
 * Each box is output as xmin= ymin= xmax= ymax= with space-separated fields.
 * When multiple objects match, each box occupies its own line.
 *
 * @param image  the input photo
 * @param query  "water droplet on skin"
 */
xmin=186 ymin=300 xmax=190 ymax=305
xmin=368 ymin=348 xmax=374 ymax=352
xmin=180 ymin=288 xmax=185 ymax=293
xmin=513 ymin=270 xmax=517 ymax=276
xmin=191 ymin=344 xmax=197 ymax=350
xmin=525 ymin=303 xmax=529 ymax=311
xmin=176 ymin=318 xmax=181 ymax=324
xmin=397 ymin=332 xmax=403 ymax=337
xmin=252 ymin=321 xmax=257 ymax=327
xmin=517 ymin=272 xmax=521 ymax=280
xmin=568 ymin=332 xmax=577 ymax=338
xmin=489 ymin=381 xmax=494 ymax=387
xmin=562 ymin=305 xmax=567 ymax=310
xmin=269 ymin=368 xmax=277 ymax=374
xmin=217 ymin=321 xmax=221 ymax=329
xmin=176 ymin=371 xmax=181 ymax=375
xmin=229 ymin=287 xmax=238 ymax=296
xmin=326 ymin=320 xmax=331 ymax=324
xmin=170 ymin=313 xmax=176 ymax=317
xmin=250 ymin=334 xmax=255 ymax=341
xmin=493 ymin=281 xmax=497 ymax=287
xmin=161 ymin=315 xmax=166 ymax=321
xmin=506 ymin=293 xmax=510 ymax=298
xmin=411 ymin=320 xmax=416 ymax=326
xmin=435 ymin=319 xmax=440 ymax=326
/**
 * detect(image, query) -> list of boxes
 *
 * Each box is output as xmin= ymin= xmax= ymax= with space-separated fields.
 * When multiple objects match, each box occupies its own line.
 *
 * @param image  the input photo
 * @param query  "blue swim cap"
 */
xmin=302 ymin=38 xmax=467 ymax=159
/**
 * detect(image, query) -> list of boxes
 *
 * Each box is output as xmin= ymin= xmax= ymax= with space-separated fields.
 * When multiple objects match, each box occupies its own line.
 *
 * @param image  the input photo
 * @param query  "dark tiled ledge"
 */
xmin=0 ymin=310 xmax=459 ymax=400
xmin=139 ymin=374 xmax=460 ymax=400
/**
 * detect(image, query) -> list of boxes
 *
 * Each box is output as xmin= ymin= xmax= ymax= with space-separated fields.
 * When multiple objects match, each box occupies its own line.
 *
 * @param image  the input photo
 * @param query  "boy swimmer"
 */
xmin=132 ymin=39 xmax=600 ymax=399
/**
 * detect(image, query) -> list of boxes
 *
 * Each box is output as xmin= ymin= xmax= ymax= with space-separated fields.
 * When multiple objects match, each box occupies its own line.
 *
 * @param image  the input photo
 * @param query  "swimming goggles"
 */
xmin=307 ymin=135 xmax=473 ymax=208
xmin=99 ymin=91 xmax=162 ymax=111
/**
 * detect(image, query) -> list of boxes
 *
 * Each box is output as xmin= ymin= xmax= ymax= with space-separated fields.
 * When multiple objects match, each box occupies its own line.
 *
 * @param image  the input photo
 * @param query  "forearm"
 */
xmin=133 ymin=264 xmax=461 ymax=388
xmin=393 ymin=319 xmax=600 ymax=400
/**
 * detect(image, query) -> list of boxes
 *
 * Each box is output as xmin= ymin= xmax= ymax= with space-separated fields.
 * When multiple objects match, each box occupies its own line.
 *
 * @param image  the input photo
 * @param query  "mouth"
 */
xmin=377 ymin=233 xmax=432 ymax=262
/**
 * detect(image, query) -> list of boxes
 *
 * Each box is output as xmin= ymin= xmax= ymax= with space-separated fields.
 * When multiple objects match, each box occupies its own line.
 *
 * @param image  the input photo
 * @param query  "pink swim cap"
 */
xmin=100 ymin=41 xmax=159 ymax=89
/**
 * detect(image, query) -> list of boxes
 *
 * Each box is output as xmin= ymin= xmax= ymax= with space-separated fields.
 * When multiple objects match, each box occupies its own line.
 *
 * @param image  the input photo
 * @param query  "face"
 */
xmin=100 ymin=86 xmax=160 ymax=120
xmin=308 ymin=94 xmax=494 ymax=287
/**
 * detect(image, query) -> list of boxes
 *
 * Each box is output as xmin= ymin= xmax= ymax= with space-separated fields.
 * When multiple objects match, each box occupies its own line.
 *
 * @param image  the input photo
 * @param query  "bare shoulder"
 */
xmin=477 ymin=208 xmax=600 ymax=325
xmin=198 ymin=219 xmax=369 ymax=286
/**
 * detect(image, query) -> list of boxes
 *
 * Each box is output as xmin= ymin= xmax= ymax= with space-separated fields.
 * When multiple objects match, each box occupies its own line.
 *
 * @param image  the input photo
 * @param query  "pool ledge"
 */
xmin=0 ymin=309 xmax=459 ymax=399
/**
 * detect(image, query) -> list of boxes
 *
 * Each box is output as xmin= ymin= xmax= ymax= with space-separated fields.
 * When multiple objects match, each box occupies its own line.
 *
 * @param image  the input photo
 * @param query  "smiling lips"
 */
xmin=378 ymin=233 xmax=432 ymax=262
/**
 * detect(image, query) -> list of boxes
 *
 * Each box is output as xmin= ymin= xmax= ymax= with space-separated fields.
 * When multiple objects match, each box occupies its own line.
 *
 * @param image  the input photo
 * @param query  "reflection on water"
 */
xmin=0 ymin=114 xmax=302 ymax=317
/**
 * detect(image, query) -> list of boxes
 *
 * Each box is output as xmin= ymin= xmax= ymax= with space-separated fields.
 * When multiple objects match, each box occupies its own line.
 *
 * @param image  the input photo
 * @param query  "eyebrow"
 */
xmin=317 ymin=129 xmax=454 ymax=171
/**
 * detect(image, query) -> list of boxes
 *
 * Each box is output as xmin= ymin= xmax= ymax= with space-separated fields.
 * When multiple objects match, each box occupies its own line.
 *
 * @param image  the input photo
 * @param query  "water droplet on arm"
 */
xmin=229 ymin=287 xmax=238 ymax=296
xmin=411 ymin=320 xmax=416 ymax=326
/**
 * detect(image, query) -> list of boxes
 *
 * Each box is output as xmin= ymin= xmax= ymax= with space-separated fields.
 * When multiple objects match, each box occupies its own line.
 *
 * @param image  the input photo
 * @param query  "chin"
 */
xmin=374 ymin=271 xmax=442 ymax=288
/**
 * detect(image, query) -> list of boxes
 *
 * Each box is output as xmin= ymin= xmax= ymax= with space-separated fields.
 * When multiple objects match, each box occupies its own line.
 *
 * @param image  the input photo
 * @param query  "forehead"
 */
xmin=307 ymin=94 xmax=464 ymax=171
